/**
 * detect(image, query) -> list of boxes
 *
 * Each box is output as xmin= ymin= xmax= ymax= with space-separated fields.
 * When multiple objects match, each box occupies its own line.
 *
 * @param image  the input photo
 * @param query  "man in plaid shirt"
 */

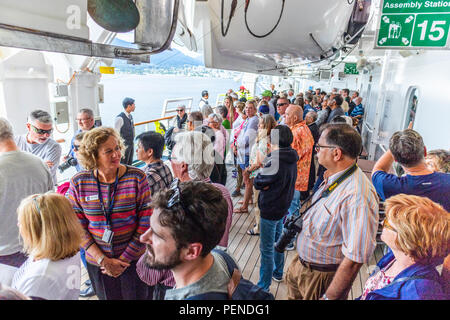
xmin=136 ymin=131 xmax=173 ymax=196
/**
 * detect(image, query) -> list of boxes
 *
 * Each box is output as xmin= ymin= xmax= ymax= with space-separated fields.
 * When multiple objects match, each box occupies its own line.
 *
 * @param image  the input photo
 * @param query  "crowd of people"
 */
xmin=0 ymin=84 xmax=448 ymax=301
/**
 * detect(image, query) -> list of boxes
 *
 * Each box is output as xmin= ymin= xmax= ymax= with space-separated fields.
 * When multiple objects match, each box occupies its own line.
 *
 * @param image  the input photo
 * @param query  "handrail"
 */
xmin=134 ymin=115 xmax=175 ymax=127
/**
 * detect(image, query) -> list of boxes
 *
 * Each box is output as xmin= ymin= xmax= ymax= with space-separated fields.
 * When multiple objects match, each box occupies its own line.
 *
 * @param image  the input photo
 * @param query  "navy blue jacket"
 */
xmin=254 ymin=147 xmax=298 ymax=221
xmin=358 ymin=250 xmax=447 ymax=300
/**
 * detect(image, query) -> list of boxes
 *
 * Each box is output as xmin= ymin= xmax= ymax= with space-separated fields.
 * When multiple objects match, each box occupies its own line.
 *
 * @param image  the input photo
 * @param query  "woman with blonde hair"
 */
xmin=246 ymin=114 xmax=277 ymax=235
xmin=11 ymin=193 xmax=83 ymax=300
xmin=224 ymin=95 xmax=238 ymax=127
xmin=68 ymin=127 xmax=152 ymax=300
xmin=359 ymin=194 xmax=449 ymax=300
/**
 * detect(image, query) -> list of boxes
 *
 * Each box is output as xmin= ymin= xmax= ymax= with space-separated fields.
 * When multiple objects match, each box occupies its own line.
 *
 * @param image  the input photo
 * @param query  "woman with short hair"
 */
xmin=68 ymin=127 xmax=152 ymax=300
xmin=359 ymin=194 xmax=449 ymax=300
xmin=11 ymin=193 xmax=83 ymax=300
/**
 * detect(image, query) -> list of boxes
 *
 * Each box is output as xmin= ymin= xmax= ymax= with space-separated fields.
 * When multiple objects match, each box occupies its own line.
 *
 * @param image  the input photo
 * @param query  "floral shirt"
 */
xmin=290 ymin=121 xmax=314 ymax=191
xmin=360 ymin=260 xmax=395 ymax=300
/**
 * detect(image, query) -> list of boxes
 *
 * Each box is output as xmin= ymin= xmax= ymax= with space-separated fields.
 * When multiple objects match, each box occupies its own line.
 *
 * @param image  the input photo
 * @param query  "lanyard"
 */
xmin=95 ymin=168 xmax=120 ymax=227
xmin=298 ymin=163 xmax=358 ymax=214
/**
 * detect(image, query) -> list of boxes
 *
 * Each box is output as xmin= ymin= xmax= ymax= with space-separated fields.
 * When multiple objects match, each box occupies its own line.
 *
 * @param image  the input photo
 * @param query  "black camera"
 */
xmin=274 ymin=215 xmax=304 ymax=253
xmin=58 ymin=157 xmax=78 ymax=173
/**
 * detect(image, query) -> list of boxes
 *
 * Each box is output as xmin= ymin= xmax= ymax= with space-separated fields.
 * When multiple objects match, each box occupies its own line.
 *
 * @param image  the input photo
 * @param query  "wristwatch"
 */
xmin=97 ymin=254 xmax=105 ymax=266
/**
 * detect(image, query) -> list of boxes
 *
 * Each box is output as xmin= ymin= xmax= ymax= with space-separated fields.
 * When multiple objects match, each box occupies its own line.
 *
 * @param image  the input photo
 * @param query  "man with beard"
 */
xmin=139 ymin=180 xmax=234 ymax=300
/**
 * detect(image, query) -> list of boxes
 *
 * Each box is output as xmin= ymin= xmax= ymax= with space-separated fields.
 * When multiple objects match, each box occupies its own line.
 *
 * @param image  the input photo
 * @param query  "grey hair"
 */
xmin=28 ymin=109 xmax=53 ymax=124
xmin=173 ymin=131 xmax=215 ymax=180
xmin=200 ymin=104 xmax=214 ymax=119
xmin=390 ymin=129 xmax=425 ymax=167
xmin=178 ymin=104 xmax=186 ymax=110
xmin=0 ymin=117 xmax=14 ymax=142
xmin=208 ymin=113 xmax=223 ymax=124
xmin=306 ymin=111 xmax=318 ymax=122
xmin=78 ymin=108 xmax=94 ymax=118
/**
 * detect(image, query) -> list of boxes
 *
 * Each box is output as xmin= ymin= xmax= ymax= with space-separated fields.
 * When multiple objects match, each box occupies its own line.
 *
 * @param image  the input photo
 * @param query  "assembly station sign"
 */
xmin=376 ymin=0 xmax=450 ymax=49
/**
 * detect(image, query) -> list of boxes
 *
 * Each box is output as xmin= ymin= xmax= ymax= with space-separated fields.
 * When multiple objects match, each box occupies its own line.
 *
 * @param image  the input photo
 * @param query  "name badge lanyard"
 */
xmin=95 ymin=168 xmax=120 ymax=229
xmin=296 ymin=163 xmax=359 ymax=215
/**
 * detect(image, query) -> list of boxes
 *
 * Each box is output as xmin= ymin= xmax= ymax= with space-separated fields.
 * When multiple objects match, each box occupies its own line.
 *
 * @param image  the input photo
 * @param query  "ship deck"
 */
xmin=80 ymin=164 xmax=385 ymax=300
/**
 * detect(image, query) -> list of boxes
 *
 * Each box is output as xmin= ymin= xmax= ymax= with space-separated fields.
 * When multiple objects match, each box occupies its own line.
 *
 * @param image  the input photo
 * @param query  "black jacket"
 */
xmin=254 ymin=147 xmax=299 ymax=220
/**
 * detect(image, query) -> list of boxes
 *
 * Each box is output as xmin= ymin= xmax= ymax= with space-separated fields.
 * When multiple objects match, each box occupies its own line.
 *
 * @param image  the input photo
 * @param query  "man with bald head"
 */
xmin=283 ymin=105 xmax=315 ymax=250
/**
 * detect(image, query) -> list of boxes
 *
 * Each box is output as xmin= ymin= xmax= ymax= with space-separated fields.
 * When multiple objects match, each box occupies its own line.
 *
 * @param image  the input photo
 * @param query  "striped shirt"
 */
xmin=296 ymin=165 xmax=379 ymax=265
xmin=68 ymin=166 xmax=152 ymax=265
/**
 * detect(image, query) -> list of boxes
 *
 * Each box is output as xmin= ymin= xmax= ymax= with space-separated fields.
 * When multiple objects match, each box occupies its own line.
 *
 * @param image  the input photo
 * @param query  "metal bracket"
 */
xmin=0 ymin=23 xmax=150 ymax=63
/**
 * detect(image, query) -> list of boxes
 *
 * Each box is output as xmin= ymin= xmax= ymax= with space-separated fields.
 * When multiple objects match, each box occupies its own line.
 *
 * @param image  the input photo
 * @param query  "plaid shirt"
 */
xmin=144 ymin=161 xmax=174 ymax=197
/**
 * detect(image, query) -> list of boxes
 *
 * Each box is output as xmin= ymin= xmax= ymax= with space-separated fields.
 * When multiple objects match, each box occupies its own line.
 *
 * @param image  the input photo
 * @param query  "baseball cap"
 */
xmin=261 ymin=90 xmax=272 ymax=97
xmin=202 ymin=90 xmax=209 ymax=97
xmin=258 ymin=105 xmax=270 ymax=114
xmin=122 ymin=97 xmax=135 ymax=108
xmin=240 ymin=86 xmax=245 ymax=90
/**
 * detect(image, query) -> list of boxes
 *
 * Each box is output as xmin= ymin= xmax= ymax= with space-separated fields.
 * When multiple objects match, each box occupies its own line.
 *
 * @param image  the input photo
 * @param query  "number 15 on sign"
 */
xmin=411 ymin=14 xmax=450 ymax=47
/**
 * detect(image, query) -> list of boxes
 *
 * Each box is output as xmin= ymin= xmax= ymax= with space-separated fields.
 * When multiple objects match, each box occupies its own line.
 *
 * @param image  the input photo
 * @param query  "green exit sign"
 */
xmin=376 ymin=0 xmax=450 ymax=49
xmin=344 ymin=63 xmax=359 ymax=74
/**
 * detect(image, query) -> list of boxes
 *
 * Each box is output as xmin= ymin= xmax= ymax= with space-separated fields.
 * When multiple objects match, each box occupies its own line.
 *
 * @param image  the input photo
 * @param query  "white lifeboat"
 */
xmin=198 ymin=0 xmax=356 ymax=75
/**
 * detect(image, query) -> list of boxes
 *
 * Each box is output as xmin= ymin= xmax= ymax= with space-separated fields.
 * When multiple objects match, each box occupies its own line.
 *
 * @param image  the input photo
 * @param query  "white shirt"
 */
xmin=114 ymin=111 xmax=133 ymax=132
xmin=12 ymin=253 xmax=81 ymax=300
xmin=198 ymin=98 xmax=208 ymax=110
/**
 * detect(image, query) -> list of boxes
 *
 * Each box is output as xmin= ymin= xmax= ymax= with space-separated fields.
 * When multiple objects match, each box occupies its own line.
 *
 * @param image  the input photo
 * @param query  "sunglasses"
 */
xmin=382 ymin=217 xmax=396 ymax=232
xmin=277 ymin=103 xmax=288 ymax=107
xmin=315 ymin=144 xmax=336 ymax=152
xmin=73 ymin=144 xmax=80 ymax=151
xmin=167 ymin=179 xmax=205 ymax=233
xmin=31 ymin=124 xmax=53 ymax=135
xmin=177 ymin=109 xmax=185 ymax=112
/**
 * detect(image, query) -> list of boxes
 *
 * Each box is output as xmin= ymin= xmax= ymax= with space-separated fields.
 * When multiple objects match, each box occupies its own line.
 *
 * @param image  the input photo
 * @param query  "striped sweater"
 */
xmin=68 ymin=166 xmax=152 ymax=265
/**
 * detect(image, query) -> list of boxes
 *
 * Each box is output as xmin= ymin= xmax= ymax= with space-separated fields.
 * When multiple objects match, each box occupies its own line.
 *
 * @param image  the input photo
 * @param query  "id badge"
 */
xmin=102 ymin=228 xmax=114 ymax=244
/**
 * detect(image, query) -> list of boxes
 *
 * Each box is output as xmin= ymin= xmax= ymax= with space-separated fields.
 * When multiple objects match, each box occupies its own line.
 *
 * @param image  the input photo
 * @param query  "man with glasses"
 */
xmin=15 ymin=109 xmax=62 ymax=185
xmin=115 ymin=97 xmax=136 ymax=165
xmin=285 ymin=124 xmax=379 ymax=300
xmin=276 ymin=97 xmax=290 ymax=125
xmin=170 ymin=105 xmax=188 ymax=133
xmin=65 ymin=108 xmax=96 ymax=172
xmin=0 ymin=117 xmax=53 ymax=268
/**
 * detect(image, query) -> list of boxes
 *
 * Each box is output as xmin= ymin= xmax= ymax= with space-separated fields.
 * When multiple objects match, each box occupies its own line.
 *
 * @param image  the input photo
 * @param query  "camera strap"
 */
xmin=298 ymin=163 xmax=358 ymax=214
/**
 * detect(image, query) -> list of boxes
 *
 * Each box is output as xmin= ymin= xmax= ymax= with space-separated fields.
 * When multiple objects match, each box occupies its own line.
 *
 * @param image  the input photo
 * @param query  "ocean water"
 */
xmin=99 ymin=74 xmax=241 ymax=130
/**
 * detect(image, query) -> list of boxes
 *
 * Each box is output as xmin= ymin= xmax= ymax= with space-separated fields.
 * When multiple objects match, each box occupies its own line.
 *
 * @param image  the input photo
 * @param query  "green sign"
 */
xmin=376 ymin=0 xmax=450 ymax=48
xmin=383 ymin=0 xmax=450 ymax=13
xmin=344 ymin=63 xmax=359 ymax=74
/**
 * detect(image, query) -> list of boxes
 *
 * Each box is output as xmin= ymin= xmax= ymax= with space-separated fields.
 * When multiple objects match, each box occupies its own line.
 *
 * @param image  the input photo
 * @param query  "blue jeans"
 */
xmin=80 ymin=248 xmax=87 ymax=268
xmin=257 ymin=217 xmax=285 ymax=291
xmin=286 ymin=190 xmax=301 ymax=220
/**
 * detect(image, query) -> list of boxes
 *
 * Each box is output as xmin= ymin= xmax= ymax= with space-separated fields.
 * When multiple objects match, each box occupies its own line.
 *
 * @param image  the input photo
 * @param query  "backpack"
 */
xmin=187 ymin=249 xmax=275 ymax=300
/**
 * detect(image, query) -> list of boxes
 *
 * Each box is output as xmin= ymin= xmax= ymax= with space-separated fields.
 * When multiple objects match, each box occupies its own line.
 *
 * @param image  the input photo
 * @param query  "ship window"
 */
xmin=405 ymin=87 xmax=419 ymax=129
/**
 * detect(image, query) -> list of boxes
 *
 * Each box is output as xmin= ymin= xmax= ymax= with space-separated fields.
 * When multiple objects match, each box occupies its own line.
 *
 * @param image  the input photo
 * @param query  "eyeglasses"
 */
xmin=382 ymin=217 xmax=396 ymax=232
xmin=277 ymin=103 xmax=288 ymax=107
xmin=31 ymin=124 xmax=53 ymax=135
xmin=167 ymin=179 xmax=205 ymax=233
xmin=315 ymin=144 xmax=336 ymax=152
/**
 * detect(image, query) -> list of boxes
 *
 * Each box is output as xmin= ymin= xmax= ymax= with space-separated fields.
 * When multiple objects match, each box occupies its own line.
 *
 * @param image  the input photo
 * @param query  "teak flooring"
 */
xmin=80 ymin=165 xmax=385 ymax=300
